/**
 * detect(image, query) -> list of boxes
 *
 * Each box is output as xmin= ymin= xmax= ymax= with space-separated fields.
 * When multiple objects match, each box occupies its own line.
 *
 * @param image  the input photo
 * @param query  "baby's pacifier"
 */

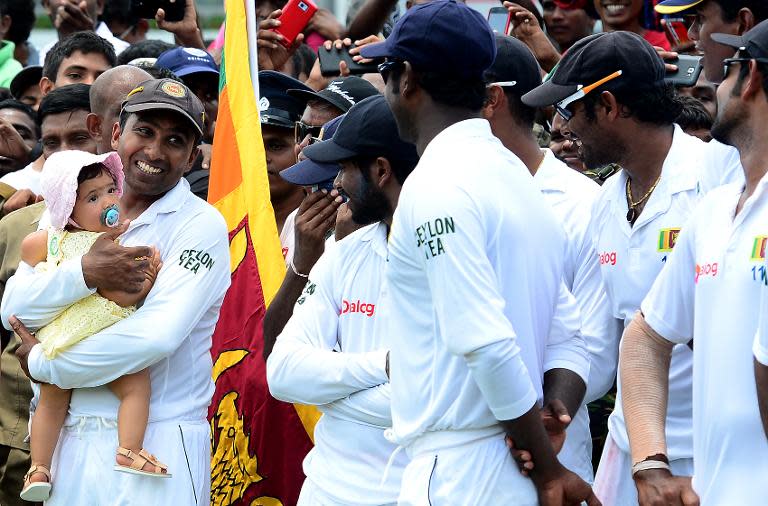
xmin=100 ymin=204 xmax=120 ymax=228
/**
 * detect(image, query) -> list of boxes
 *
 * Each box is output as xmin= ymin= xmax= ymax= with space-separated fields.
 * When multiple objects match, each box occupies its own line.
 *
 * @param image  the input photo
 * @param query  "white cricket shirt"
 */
xmin=267 ymin=222 xmax=406 ymax=504
xmin=589 ymin=126 xmax=705 ymax=461
xmin=535 ymin=149 xmax=614 ymax=482
xmin=385 ymin=119 xmax=588 ymax=449
xmin=1 ymin=178 xmax=231 ymax=424
xmin=698 ymin=139 xmax=744 ymax=194
xmin=280 ymin=207 xmax=298 ymax=265
xmin=642 ymin=177 xmax=768 ymax=504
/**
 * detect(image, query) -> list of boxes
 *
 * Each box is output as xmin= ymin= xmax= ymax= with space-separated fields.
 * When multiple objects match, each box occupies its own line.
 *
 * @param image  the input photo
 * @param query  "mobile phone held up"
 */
xmin=317 ymin=46 xmax=378 ymax=77
xmin=488 ymin=6 xmax=511 ymax=35
xmin=273 ymin=0 xmax=318 ymax=48
xmin=663 ymin=18 xmax=691 ymax=48
xmin=131 ymin=0 xmax=185 ymax=22
xmin=665 ymin=54 xmax=703 ymax=87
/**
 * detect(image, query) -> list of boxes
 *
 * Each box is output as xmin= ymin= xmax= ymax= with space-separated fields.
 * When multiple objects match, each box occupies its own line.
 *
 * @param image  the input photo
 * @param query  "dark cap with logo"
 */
xmin=711 ymin=19 xmax=768 ymax=59
xmin=122 ymin=78 xmax=206 ymax=136
xmin=484 ymin=35 xmax=542 ymax=96
xmin=303 ymin=95 xmax=418 ymax=166
xmin=522 ymin=31 xmax=665 ymax=107
xmin=359 ymin=0 xmax=496 ymax=80
xmin=258 ymin=70 xmax=313 ymax=128
xmin=287 ymin=76 xmax=379 ymax=113
xmin=280 ymin=114 xmax=345 ymax=185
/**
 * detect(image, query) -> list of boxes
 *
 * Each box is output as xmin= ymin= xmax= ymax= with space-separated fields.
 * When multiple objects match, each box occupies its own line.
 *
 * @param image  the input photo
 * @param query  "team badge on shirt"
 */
xmin=751 ymin=236 xmax=768 ymax=261
xmin=657 ymin=228 xmax=681 ymax=252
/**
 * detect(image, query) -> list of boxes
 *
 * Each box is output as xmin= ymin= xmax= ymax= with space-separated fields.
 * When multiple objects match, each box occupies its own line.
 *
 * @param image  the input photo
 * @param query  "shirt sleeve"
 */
xmin=266 ymin=249 xmax=388 ymax=405
xmin=415 ymin=183 xmax=537 ymax=420
xmin=544 ymin=281 xmax=590 ymax=385
xmin=641 ymin=215 xmax=698 ymax=345
xmin=1 ymin=258 xmax=94 ymax=332
xmin=27 ymin=210 xmax=231 ymax=388
xmin=320 ymin=383 xmax=392 ymax=428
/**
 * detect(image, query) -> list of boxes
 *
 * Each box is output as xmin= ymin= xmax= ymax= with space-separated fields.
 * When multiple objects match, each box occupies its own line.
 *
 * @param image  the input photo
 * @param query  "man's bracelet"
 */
xmin=289 ymin=258 xmax=309 ymax=278
xmin=631 ymin=459 xmax=671 ymax=477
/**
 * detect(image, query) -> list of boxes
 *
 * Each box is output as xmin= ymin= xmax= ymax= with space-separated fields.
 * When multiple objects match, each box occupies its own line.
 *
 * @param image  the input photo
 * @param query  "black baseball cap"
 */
xmin=122 ymin=78 xmax=206 ymax=136
xmin=287 ymin=76 xmax=379 ymax=113
xmin=258 ymin=70 xmax=313 ymax=128
xmin=711 ymin=19 xmax=768 ymax=59
xmin=280 ymin=114 xmax=345 ymax=185
xmin=303 ymin=95 xmax=418 ymax=166
xmin=484 ymin=35 xmax=542 ymax=96
xmin=360 ymin=0 xmax=496 ymax=80
xmin=522 ymin=31 xmax=665 ymax=107
xmin=10 ymin=65 xmax=42 ymax=100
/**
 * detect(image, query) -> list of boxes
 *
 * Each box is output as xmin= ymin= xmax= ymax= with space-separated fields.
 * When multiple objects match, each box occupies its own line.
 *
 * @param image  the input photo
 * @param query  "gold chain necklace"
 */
xmin=625 ymin=174 xmax=661 ymax=223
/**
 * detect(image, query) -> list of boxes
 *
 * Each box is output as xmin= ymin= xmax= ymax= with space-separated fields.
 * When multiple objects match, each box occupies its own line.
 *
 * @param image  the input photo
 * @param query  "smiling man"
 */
xmin=2 ymin=78 xmax=230 ymax=505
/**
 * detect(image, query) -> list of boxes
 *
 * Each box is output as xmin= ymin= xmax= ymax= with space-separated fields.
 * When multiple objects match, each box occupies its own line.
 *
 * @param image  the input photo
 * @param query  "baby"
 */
xmin=19 ymin=150 xmax=167 ymax=502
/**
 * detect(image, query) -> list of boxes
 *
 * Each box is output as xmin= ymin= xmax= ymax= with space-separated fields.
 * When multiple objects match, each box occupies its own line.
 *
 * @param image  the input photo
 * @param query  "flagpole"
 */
xmin=244 ymin=0 xmax=260 ymax=103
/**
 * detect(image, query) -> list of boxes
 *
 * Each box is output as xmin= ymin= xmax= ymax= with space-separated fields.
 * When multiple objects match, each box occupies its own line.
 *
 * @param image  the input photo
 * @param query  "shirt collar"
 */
xmin=421 ymin=118 xmax=493 ymax=160
xmin=605 ymin=125 xmax=700 ymax=204
xmin=358 ymin=221 xmax=389 ymax=259
xmin=533 ymin=149 xmax=570 ymax=193
xmin=95 ymin=22 xmax=130 ymax=52
xmin=130 ymin=178 xmax=193 ymax=227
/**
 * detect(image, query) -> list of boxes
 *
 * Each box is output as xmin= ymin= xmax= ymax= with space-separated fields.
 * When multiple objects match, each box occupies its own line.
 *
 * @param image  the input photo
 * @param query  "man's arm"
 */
xmin=321 ymin=383 xmax=392 ymax=428
xmin=1 ymin=221 xmax=152 ymax=331
xmin=25 ymin=211 xmax=230 ymax=388
xmin=572 ymin=234 xmax=619 ymax=403
xmin=345 ymin=0 xmax=398 ymax=40
xmin=754 ymin=299 xmax=768 ymax=438
xmin=627 ymin=220 xmax=699 ymax=505
xmin=263 ymin=190 xmax=341 ymax=359
xmin=266 ymin=249 xmax=388 ymax=405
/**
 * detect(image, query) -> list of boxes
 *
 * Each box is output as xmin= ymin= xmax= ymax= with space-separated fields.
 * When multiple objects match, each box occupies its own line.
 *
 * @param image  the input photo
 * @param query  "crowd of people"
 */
xmin=0 ymin=0 xmax=763 ymax=504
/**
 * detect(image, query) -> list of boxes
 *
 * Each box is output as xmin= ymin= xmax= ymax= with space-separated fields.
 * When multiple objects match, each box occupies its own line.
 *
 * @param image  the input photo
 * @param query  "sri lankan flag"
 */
xmin=206 ymin=0 xmax=319 ymax=503
xmin=752 ymin=236 xmax=768 ymax=261
xmin=657 ymin=228 xmax=681 ymax=252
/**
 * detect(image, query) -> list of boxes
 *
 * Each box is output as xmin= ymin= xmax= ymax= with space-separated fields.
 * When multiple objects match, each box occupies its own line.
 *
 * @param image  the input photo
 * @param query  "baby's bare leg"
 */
xmin=108 ymin=369 xmax=161 ymax=473
xmin=29 ymin=384 xmax=72 ymax=483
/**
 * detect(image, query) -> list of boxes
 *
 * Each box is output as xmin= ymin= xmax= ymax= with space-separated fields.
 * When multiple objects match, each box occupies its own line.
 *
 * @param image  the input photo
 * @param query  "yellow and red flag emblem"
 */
xmin=657 ymin=228 xmax=681 ymax=252
xmin=206 ymin=1 xmax=319 ymax=503
xmin=752 ymin=236 xmax=768 ymax=261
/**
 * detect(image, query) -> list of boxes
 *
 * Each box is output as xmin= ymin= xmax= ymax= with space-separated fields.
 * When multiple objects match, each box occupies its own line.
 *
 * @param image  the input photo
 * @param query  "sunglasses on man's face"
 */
xmin=555 ymin=70 xmax=623 ymax=121
xmin=378 ymin=60 xmax=405 ymax=84
xmin=294 ymin=121 xmax=323 ymax=145
xmin=722 ymin=57 xmax=768 ymax=82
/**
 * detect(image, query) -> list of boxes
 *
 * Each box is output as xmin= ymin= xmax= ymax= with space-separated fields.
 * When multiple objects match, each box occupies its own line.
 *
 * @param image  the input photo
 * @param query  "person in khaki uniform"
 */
xmin=0 ymin=201 xmax=44 ymax=506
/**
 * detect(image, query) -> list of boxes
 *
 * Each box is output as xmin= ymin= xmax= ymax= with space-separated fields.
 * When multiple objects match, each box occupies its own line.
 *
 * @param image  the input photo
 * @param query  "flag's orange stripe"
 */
xmin=208 ymin=87 xmax=242 ymax=204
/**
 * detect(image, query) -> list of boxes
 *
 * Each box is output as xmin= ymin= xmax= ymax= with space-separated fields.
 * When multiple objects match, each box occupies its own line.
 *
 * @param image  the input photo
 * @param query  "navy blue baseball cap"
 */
xmin=303 ymin=95 xmax=418 ymax=166
xmin=156 ymin=47 xmax=219 ymax=78
xmin=280 ymin=115 xmax=346 ymax=185
xmin=655 ymin=0 xmax=704 ymax=15
xmin=258 ymin=71 xmax=313 ymax=128
xmin=360 ymin=0 xmax=497 ymax=80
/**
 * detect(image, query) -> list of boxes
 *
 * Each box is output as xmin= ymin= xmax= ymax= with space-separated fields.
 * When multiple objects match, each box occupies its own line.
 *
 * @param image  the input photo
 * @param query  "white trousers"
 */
xmin=397 ymin=433 xmax=537 ymax=506
xmin=593 ymin=431 xmax=693 ymax=506
xmin=298 ymin=478 xmax=397 ymax=506
xmin=46 ymin=417 xmax=210 ymax=506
